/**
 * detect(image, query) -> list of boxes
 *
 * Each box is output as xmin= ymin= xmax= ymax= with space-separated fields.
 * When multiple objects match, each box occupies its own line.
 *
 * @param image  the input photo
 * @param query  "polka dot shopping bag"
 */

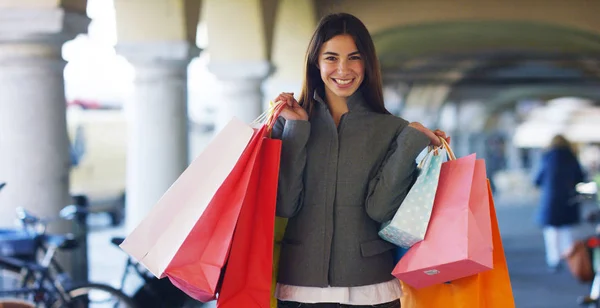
xmin=378 ymin=140 xmax=451 ymax=248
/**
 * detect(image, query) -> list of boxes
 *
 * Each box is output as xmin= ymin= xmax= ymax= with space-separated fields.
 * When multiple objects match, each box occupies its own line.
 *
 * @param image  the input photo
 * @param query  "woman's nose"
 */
xmin=337 ymin=60 xmax=348 ymax=73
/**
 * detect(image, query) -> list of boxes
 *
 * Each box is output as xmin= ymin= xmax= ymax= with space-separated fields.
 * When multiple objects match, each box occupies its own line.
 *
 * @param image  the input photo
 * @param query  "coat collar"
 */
xmin=313 ymin=88 xmax=371 ymax=113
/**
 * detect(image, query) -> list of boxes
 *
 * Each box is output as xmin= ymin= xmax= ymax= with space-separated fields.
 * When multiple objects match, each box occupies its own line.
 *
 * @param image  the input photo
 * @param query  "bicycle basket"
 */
xmin=0 ymin=229 xmax=37 ymax=260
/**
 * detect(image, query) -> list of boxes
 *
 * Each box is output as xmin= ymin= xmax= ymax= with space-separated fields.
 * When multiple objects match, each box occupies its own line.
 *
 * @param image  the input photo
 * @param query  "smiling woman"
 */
xmin=297 ymin=13 xmax=387 ymax=118
xmin=318 ymin=35 xmax=365 ymax=125
xmin=269 ymin=12 xmax=449 ymax=308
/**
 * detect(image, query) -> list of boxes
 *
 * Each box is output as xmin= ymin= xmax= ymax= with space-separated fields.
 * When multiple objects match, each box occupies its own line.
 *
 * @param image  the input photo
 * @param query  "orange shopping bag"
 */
xmin=400 ymin=180 xmax=515 ymax=308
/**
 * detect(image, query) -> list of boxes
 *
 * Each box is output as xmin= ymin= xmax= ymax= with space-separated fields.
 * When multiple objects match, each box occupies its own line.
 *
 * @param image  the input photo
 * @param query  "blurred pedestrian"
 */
xmin=534 ymin=134 xmax=585 ymax=272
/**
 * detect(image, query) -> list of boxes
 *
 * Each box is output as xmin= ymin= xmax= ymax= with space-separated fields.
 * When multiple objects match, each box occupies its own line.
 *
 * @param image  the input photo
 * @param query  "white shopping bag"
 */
xmin=119 ymin=117 xmax=254 ymax=278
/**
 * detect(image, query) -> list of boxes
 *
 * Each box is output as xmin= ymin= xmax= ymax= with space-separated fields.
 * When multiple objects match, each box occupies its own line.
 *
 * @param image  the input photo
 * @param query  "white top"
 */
xmin=275 ymin=279 xmax=402 ymax=305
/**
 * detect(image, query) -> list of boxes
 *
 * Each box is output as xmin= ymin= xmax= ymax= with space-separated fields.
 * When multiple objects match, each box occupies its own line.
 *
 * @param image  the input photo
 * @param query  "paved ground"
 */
xmin=495 ymin=195 xmax=594 ymax=308
xmin=84 ymin=193 xmax=596 ymax=308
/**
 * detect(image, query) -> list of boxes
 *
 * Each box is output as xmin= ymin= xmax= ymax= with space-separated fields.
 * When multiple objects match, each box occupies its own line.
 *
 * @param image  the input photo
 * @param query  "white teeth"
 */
xmin=334 ymin=79 xmax=352 ymax=85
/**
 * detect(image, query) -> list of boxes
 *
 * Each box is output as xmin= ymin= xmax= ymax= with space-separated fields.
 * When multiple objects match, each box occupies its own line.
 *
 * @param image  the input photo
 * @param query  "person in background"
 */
xmin=534 ymin=134 xmax=585 ymax=272
xmin=271 ymin=13 xmax=449 ymax=307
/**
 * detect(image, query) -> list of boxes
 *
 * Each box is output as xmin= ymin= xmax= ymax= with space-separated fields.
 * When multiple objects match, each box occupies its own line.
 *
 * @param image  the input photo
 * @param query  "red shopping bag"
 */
xmin=164 ymin=125 xmax=267 ymax=302
xmin=119 ymin=118 xmax=254 ymax=282
xmin=393 ymin=143 xmax=493 ymax=288
xmin=217 ymin=137 xmax=282 ymax=307
xmin=217 ymin=103 xmax=284 ymax=307
xmin=163 ymin=102 xmax=287 ymax=302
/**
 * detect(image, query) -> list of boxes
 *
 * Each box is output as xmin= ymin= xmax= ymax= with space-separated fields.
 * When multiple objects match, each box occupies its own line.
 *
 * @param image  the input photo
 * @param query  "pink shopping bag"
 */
xmin=393 ymin=146 xmax=493 ymax=289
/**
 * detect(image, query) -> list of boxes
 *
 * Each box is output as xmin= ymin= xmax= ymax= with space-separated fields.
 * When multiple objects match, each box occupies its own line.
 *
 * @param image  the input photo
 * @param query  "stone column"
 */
xmin=0 ymin=8 xmax=90 ymax=282
xmin=117 ymin=41 xmax=199 ymax=230
xmin=498 ymin=110 xmax=522 ymax=170
xmin=0 ymin=9 xmax=89 ymax=228
xmin=264 ymin=0 xmax=316 ymax=111
xmin=208 ymin=61 xmax=271 ymax=131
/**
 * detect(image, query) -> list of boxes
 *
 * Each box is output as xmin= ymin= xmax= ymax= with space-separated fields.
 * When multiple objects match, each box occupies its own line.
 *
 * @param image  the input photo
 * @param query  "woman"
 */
xmin=271 ymin=13 xmax=448 ymax=307
xmin=534 ymin=134 xmax=585 ymax=272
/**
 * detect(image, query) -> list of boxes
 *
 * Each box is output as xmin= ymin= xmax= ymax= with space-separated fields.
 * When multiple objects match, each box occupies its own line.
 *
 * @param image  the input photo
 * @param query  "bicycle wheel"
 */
xmin=0 ymin=267 xmax=36 ymax=303
xmin=51 ymin=283 xmax=135 ymax=308
xmin=0 ymin=268 xmax=23 ymax=291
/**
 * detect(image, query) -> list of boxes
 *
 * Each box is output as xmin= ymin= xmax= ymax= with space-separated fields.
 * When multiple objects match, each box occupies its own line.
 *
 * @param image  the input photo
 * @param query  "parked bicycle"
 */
xmin=568 ymin=181 xmax=600 ymax=308
xmin=109 ymin=236 xmax=204 ymax=308
xmin=0 ymin=202 xmax=135 ymax=307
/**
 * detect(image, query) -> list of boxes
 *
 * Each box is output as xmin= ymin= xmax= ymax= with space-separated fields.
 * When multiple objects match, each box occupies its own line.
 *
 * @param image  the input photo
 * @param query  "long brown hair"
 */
xmin=549 ymin=134 xmax=576 ymax=154
xmin=298 ymin=13 xmax=389 ymax=116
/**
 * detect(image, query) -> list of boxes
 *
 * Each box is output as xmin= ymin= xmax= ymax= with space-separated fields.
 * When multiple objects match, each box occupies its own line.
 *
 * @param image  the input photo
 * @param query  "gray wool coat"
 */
xmin=271 ymin=90 xmax=430 ymax=288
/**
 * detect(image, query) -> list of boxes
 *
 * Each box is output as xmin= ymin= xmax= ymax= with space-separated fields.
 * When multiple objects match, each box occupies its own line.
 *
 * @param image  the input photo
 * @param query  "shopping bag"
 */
xmin=164 ymin=127 xmax=266 ymax=301
xmin=217 ymin=137 xmax=282 ymax=307
xmin=120 ymin=103 xmax=285 ymax=302
xmin=164 ymin=103 xmax=286 ymax=301
xmin=400 ymin=180 xmax=515 ymax=308
xmin=379 ymin=146 xmax=447 ymax=248
xmin=119 ymin=118 xmax=254 ymax=289
xmin=393 ymin=139 xmax=493 ymax=289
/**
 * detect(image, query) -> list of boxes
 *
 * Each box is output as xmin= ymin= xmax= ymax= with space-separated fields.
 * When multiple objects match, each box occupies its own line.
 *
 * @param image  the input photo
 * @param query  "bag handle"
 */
xmin=265 ymin=101 xmax=286 ymax=131
xmin=250 ymin=101 xmax=287 ymax=135
xmin=439 ymin=136 xmax=456 ymax=161
xmin=417 ymin=136 xmax=456 ymax=168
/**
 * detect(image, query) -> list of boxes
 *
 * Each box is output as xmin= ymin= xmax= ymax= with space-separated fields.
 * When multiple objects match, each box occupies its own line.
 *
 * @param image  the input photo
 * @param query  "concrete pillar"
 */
xmin=209 ymin=61 xmax=271 ymax=131
xmin=203 ymin=0 xmax=273 ymax=130
xmin=0 ymin=8 xmax=89 ymax=229
xmin=452 ymin=100 xmax=488 ymax=157
xmin=383 ymin=82 xmax=409 ymax=116
xmin=498 ymin=110 xmax=523 ymax=169
xmin=117 ymin=41 xmax=199 ymax=230
xmin=264 ymin=0 xmax=316 ymax=109
xmin=401 ymin=84 xmax=452 ymax=127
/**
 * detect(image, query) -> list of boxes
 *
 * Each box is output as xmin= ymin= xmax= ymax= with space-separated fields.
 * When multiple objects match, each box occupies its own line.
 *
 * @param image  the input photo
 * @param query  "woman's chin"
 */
xmin=327 ymin=86 xmax=358 ymax=98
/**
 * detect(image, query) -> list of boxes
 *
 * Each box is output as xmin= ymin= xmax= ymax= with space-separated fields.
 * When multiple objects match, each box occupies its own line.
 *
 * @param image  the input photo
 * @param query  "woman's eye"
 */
xmin=325 ymin=56 xmax=336 ymax=61
xmin=350 ymin=56 xmax=362 ymax=60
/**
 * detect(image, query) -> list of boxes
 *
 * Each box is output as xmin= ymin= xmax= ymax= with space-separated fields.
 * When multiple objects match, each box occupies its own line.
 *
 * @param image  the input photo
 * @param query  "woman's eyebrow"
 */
xmin=322 ymin=51 xmax=360 ymax=56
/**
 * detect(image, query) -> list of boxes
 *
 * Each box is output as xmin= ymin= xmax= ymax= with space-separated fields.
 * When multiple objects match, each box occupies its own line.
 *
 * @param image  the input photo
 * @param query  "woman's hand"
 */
xmin=408 ymin=122 xmax=451 ymax=147
xmin=274 ymin=92 xmax=308 ymax=121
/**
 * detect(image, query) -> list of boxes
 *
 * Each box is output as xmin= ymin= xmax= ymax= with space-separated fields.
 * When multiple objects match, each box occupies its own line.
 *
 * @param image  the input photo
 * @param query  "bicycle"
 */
xmin=571 ymin=181 xmax=600 ymax=307
xmin=109 ymin=237 xmax=204 ymax=308
xmin=0 ymin=205 xmax=135 ymax=307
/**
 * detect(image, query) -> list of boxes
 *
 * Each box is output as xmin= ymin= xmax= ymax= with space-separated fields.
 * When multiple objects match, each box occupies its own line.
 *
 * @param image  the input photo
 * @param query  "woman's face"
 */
xmin=318 ymin=34 xmax=365 ymax=100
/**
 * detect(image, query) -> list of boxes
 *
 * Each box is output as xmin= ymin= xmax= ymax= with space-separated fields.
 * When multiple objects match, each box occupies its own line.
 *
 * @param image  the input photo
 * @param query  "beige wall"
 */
xmin=0 ymin=0 xmax=86 ymax=11
xmin=318 ymin=0 xmax=600 ymax=36
xmin=114 ymin=0 xmax=188 ymax=42
xmin=271 ymin=0 xmax=316 ymax=81
xmin=204 ymin=0 xmax=267 ymax=62
xmin=0 ymin=0 xmax=55 ymax=8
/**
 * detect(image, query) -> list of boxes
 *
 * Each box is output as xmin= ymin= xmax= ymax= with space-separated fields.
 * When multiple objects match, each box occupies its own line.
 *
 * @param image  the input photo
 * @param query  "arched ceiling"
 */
xmin=485 ymin=86 xmax=600 ymax=113
xmin=373 ymin=21 xmax=600 ymax=78
xmin=371 ymin=20 xmax=600 ymax=118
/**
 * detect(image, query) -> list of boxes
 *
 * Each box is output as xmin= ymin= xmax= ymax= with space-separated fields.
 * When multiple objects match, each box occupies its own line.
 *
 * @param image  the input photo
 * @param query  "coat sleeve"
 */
xmin=365 ymin=125 xmax=430 ymax=223
xmin=533 ymin=155 xmax=547 ymax=187
xmin=271 ymin=117 xmax=311 ymax=218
